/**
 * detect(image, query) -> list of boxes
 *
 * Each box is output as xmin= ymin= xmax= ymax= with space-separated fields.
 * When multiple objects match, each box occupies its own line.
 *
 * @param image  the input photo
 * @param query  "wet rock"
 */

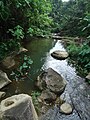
xmin=60 ymin=103 xmax=73 ymax=115
xmin=51 ymin=50 xmax=69 ymax=60
xmin=70 ymin=83 xmax=90 ymax=120
xmin=0 ymin=70 xmax=11 ymax=89
xmin=18 ymin=47 xmax=28 ymax=54
xmin=39 ymin=89 xmax=57 ymax=103
xmin=37 ymin=68 xmax=67 ymax=94
xmin=0 ymin=92 xmax=6 ymax=99
xmin=0 ymin=94 xmax=38 ymax=120
xmin=86 ymin=72 xmax=90 ymax=80
xmin=2 ymin=56 xmax=15 ymax=69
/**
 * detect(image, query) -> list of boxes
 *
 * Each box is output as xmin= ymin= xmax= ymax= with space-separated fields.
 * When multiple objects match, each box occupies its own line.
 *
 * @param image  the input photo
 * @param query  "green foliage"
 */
xmin=51 ymin=0 xmax=90 ymax=84
xmin=31 ymin=91 xmax=41 ymax=112
xmin=51 ymin=0 xmax=90 ymax=36
xmin=8 ymin=25 xmax=24 ymax=40
xmin=81 ymin=13 xmax=90 ymax=37
xmin=0 ymin=1 xmax=10 ymax=21
xmin=27 ymin=27 xmax=34 ymax=37
xmin=31 ymin=91 xmax=41 ymax=104
xmin=19 ymin=55 xmax=33 ymax=71
xmin=0 ymin=0 xmax=52 ymax=40
xmin=0 ymin=0 xmax=52 ymax=61
xmin=10 ymin=54 xmax=33 ymax=80
xmin=0 ymin=40 xmax=21 ymax=60
xmin=67 ymin=43 xmax=80 ymax=56
xmin=67 ymin=41 xmax=90 ymax=83
xmin=78 ymin=43 xmax=90 ymax=70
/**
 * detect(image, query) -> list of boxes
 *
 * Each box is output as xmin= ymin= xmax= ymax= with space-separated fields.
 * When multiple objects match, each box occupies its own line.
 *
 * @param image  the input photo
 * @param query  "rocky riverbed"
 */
xmin=0 ymin=37 xmax=90 ymax=120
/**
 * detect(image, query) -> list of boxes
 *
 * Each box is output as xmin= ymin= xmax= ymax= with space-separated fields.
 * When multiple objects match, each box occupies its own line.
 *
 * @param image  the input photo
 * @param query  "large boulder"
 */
xmin=0 ymin=94 xmax=38 ymax=120
xmin=0 ymin=70 xmax=11 ymax=89
xmin=2 ymin=56 xmax=15 ymax=69
xmin=51 ymin=50 xmax=69 ymax=60
xmin=37 ymin=68 xmax=67 ymax=94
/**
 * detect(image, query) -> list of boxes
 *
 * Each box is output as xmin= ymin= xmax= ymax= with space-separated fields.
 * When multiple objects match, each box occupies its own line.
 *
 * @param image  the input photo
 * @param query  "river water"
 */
xmin=3 ymin=38 xmax=79 ymax=97
xmin=2 ymin=37 xmax=90 ymax=120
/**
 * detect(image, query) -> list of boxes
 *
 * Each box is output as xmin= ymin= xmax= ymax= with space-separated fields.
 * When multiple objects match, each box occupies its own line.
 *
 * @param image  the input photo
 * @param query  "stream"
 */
xmin=3 ymin=38 xmax=76 ymax=97
xmin=2 ymin=37 xmax=90 ymax=120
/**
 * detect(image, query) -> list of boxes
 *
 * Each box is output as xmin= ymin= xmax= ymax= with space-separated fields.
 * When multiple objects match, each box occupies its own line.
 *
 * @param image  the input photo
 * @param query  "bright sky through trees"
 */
xmin=62 ymin=0 xmax=69 ymax=2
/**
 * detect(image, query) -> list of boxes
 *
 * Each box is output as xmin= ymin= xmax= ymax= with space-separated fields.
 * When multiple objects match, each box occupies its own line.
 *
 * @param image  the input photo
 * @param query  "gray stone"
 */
xmin=86 ymin=72 xmax=90 ymax=80
xmin=2 ymin=56 xmax=15 ymax=69
xmin=70 ymin=83 xmax=90 ymax=120
xmin=18 ymin=47 xmax=28 ymax=54
xmin=46 ymin=68 xmax=67 ymax=94
xmin=0 ymin=94 xmax=38 ymax=120
xmin=0 ymin=92 xmax=6 ymax=99
xmin=60 ymin=103 xmax=73 ymax=115
xmin=0 ymin=70 xmax=11 ymax=89
xmin=37 ymin=68 xmax=67 ymax=94
xmin=39 ymin=89 xmax=57 ymax=103
xmin=51 ymin=50 xmax=69 ymax=60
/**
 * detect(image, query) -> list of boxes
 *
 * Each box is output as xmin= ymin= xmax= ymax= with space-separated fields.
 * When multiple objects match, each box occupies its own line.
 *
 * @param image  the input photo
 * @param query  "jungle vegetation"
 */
xmin=0 ymin=0 xmax=90 ymax=80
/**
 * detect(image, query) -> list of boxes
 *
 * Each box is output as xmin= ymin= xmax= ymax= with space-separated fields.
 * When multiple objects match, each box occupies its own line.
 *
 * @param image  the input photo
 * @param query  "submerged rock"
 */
xmin=0 ymin=70 xmax=11 ymax=89
xmin=0 ymin=94 xmax=38 ymax=120
xmin=39 ymin=89 xmax=57 ymax=103
xmin=51 ymin=50 xmax=69 ymax=60
xmin=60 ymin=103 xmax=73 ymax=115
xmin=37 ymin=68 xmax=67 ymax=94
xmin=0 ymin=91 xmax=6 ymax=99
xmin=2 ymin=56 xmax=15 ymax=69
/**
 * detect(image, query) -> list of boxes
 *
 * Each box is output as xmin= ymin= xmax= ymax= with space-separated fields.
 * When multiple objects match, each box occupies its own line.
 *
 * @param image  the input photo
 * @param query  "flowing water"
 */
xmin=3 ymin=38 xmax=80 ymax=97
xmin=2 ymin=37 xmax=90 ymax=120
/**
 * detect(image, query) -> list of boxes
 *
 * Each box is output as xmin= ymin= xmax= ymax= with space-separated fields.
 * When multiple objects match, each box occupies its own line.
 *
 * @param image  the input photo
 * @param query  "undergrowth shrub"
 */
xmin=67 ymin=40 xmax=90 ymax=83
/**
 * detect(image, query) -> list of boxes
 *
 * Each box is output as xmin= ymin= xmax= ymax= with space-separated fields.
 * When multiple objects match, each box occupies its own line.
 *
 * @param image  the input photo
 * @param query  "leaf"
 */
xmin=22 ymin=62 xmax=28 ymax=68
xmin=28 ymin=59 xmax=33 ymax=64
xmin=19 ymin=66 xmax=23 ymax=71
xmin=24 ymin=55 xmax=28 ymax=60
